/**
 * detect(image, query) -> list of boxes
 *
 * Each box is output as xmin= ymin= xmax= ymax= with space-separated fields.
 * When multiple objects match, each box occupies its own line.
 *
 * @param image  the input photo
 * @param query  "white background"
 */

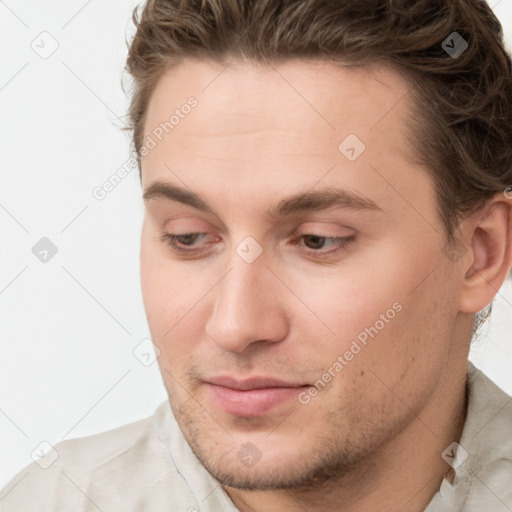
xmin=1 ymin=0 xmax=512 ymax=489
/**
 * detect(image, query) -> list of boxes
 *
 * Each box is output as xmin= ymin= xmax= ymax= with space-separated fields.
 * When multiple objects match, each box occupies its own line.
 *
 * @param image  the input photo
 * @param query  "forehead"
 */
xmin=140 ymin=58 xmax=431 ymax=225
xmin=142 ymin=58 xmax=416 ymax=162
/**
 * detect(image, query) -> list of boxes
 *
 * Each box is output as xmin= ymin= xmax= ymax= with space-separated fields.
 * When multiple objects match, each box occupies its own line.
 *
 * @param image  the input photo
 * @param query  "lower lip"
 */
xmin=206 ymin=383 xmax=308 ymax=417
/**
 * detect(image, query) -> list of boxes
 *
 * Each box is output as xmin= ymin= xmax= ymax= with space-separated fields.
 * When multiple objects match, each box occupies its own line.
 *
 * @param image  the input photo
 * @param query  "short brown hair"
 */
xmin=124 ymin=0 xmax=512 ymax=247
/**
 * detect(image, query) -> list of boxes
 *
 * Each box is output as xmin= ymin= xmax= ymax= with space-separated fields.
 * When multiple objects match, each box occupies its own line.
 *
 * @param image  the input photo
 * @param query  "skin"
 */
xmin=139 ymin=58 xmax=512 ymax=512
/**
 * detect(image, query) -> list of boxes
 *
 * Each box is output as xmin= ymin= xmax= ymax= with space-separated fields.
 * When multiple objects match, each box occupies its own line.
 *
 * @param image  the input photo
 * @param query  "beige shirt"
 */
xmin=1 ymin=362 xmax=511 ymax=511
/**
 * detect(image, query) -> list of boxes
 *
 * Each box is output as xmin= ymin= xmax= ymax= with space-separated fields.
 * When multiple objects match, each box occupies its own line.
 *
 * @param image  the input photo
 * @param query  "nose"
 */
xmin=205 ymin=252 xmax=289 ymax=353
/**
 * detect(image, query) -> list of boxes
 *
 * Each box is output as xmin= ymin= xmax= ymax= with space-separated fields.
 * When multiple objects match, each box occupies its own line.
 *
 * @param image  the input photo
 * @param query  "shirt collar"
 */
xmin=426 ymin=360 xmax=512 ymax=510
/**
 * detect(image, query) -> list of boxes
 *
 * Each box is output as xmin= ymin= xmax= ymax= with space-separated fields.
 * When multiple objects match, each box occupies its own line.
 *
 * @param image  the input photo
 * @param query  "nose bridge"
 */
xmin=205 ymin=247 xmax=287 ymax=352
xmin=223 ymin=259 xmax=264 ymax=319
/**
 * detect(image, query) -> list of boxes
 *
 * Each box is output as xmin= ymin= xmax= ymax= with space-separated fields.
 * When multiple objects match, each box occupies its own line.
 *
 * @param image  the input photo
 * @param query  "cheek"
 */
xmin=140 ymin=229 xmax=226 ymax=383
xmin=355 ymin=274 xmax=455 ymax=399
xmin=288 ymin=257 xmax=452 ymax=380
xmin=287 ymin=269 xmax=397 ymax=346
xmin=140 ymin=229 xmax=200 ymax=342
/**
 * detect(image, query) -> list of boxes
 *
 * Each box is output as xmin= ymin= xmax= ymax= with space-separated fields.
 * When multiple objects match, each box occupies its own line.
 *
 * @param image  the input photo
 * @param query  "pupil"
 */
xmin=306 ymin=235 xmax=323 ymax=249
xmin=180 ymin=234 xmax=196 ymax=244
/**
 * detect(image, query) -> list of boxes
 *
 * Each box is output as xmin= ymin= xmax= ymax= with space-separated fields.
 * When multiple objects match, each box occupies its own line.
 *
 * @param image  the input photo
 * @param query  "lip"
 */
xmin=206 ymin=376 xmax=306 ymax=390
xmin=205 ymin=376 xmax=310 ymax=417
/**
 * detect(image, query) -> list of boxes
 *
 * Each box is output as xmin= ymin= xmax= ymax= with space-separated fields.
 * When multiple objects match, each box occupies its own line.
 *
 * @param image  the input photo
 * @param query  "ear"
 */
xmin=458 ymin=192 xmax=512 ymax=314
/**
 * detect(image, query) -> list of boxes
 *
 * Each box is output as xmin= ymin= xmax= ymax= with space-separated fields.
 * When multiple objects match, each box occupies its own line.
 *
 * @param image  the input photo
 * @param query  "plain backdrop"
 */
xmin=1 ymin=0 xmax=512 ymax=490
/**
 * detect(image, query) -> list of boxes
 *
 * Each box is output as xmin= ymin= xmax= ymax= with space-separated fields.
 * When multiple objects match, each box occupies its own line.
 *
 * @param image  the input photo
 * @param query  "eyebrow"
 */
xmin=143 ymin=180 xmax=383 ymax=219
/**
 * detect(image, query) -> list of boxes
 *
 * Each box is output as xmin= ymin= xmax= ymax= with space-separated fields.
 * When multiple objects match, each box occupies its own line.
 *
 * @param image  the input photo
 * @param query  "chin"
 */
xmin=186 ymin=431 xmax=365 ymax=492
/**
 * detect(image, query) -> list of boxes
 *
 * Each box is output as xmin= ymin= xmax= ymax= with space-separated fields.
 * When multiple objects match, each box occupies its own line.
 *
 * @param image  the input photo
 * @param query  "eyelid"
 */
xmin=294 ymin=220 xmax=356 ymax=234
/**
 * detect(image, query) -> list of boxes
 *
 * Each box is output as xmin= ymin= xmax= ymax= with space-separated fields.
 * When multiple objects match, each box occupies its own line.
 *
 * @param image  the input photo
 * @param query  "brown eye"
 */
xmin=159 ymin=232 xmax=210 ymax=254
xmin=297 ymin=234 xmax=355 ymax=258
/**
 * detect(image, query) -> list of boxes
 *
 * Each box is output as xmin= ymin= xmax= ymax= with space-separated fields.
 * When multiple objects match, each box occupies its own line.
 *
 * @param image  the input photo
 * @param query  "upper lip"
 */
xmin=206 ymin=376 xmax=308 ymax=391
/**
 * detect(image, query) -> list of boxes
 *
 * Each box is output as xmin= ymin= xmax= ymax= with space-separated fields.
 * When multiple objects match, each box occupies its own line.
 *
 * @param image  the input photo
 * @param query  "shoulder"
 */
xmin=0 ymin=400 xmax=192 ymax=511
xmin=464 ymin=362 xmax=512 ymax=450
xmin=459 ymin=364 xmax=512 ymax=508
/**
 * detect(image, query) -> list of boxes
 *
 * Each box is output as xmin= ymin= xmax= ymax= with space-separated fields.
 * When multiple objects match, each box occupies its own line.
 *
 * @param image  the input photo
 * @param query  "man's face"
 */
xmin=140 ymin=59 xmax=462 ymax=489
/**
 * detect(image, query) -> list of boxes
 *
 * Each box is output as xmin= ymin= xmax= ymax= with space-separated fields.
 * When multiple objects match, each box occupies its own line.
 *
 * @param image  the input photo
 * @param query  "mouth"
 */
xmin=204 ymin=376 xmax=310 ymax=417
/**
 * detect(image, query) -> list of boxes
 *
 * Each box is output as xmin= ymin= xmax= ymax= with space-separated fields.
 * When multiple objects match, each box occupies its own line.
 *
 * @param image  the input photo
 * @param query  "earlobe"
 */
xmin=458 ymin=196 xmax=512 ymax=314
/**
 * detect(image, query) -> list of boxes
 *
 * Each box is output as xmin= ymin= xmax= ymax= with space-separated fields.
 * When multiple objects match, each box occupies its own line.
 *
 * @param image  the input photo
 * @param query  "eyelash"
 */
xmin=158 ymin=232 xmax=355 ymax=259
